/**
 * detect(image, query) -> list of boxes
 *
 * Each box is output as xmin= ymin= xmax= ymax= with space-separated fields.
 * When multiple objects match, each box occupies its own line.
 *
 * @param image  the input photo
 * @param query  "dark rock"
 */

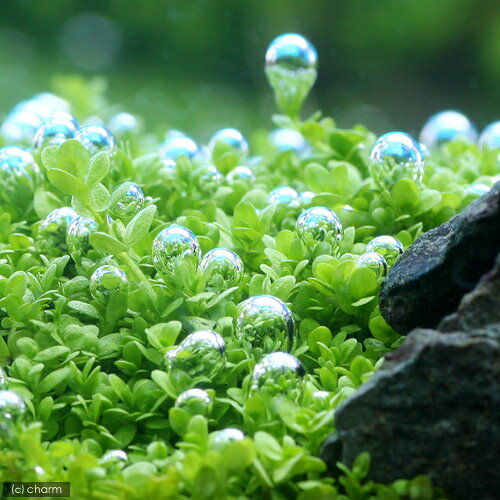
xmin=379 ymin=182 xmax=500 ymax=334
xmin=321 ymin=325 xmax=500 ymax=500
xmin=439 ymin=253 xmax=500 ymax=332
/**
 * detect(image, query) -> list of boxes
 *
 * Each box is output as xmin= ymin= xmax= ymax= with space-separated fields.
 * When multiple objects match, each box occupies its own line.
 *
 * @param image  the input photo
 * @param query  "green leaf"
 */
xmin=47 ymin=168 xmax=89 ymax=198
xmin=58 ymin=139 xmax=89 ymax=178
xmin=254 ymin=431 xmax=283 ymax=461
xmin=391 ymin=178 xmax=420 ymax=208
xmin=39 ymin=366 xmax=71 ymax=393
xmin=89 ymin=183 xmax=110 ymax=212
xmin=86 ymin=151 xmax=110 ymax=187
xmin=89 ymin=232 xmax=127 ymax=255
xmin=125 ymin=205 xmax=156 ymax=247
xmin=40 ymin=145 xmax=59 ymax=171
xmin=68 ymin=300 xmax=100 ymax=319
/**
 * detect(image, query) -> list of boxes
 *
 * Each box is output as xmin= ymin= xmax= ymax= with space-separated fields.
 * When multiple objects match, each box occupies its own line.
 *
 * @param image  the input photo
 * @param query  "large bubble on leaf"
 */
xmin=108 ymin=112 xmax=140 ymax=137
xmin=295 ymin=206 xmax=343 ymax=250
xmin=365 ymin=235 xmax=404 ymax=267
xmin=479 ymin=121 xmax=500 ymax=156
xmin=109 ymin=183 xmax=144 ymax=218
xmin=38 ymin=207 xmax=79 ymax=252
xmin=420 ymin=110 xmax=477 ymax=149
xmin=0 ymin=390 xmax=25 ymax=422
xmin=236 ymin=295 xmax=294 ymax=353
xmin=208 ymin=128 xmax=249 ymax=158
xmin=166 ymin=330 xmax=225 ymax=379
xmin=267 ymin=186 xmax=299 ymax=207
xmin=66 ymin=216 xmax=98 ymax=263
xmin=1 ymin=111 xmax=43 ymax=145
xmin=269 ymin=128 xmax=307 ymax=155
xmin=369 ymin=131 xmax=424 ymax=191
xmin=90 ymin=265 xmax=128 ymax=305
xmin=159 ymin=135 xmax=199 ymax=164
xmin=152 ymin=225 xmax=201 ymax=281
xmin=196 ymin=165 xmax=223 ymax=195
xmin=357 ymin=252 xmax=388 ymax=282
xmin=34 ymin=117 xmax=78 ymax=152
xmin=265 ymin=33 xmax=318 ymax=116
xmin=101 ymin=449 xmax=128 ymax=463
xmin=210 ymin=428 xmax=245 ymax=449
xmin=76 ymin=125 xmax=116 ymax=155
xmin=251 ymin=351 xmax=305 ymax=396
xmin=226 ymin=165 xmax=255 ymax=185
xmin=199 ymin=248 xmax=244 ymax=293
xmin=175 ymin=388 xmax=212 ymax=416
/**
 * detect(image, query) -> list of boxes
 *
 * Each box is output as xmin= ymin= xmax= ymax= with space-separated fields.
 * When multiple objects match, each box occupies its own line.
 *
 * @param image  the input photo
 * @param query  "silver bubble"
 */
xmin=175 ymin=388 xmax=212 ymax=416
xmin=66 ymin=216 xmax=98 ymax=262
xmin=265 ymin=33 xmax=318 ymax=115
xmin=200 ymin=248 xmax=244 ymax=293
xmin=102 ymin=449 xmax=128 ymax=462
xmin=196 ymin=165 xmax=223 ymax=195
xmin=479 ymin=121 xmax=500 ymax=150
xmin=298 ymin=191 xmax=315 ymax=206
xmin=152 ymin=225 xmax=201 ymax=280
xmin=236 ymin=295 xmax=294 ymax=352
xmin=465 ymin=183 xmax=491 ymax=198
xmin=311 ymin=390 xmax=331 ymax=410
xmin=108 ymin=112 xmax=140 ymax=137
xmin=420 ymin=110 xmax=477 ymax=149
xmin=211 ymin=428 xmax=245 ymax=448
xmin=1 ymin=111 xmax=43 ymax=144
xmin=76 ymin=125 xmax=116 ymax=155
xmin=39 ymin=207 xmax=79 ymax=248
xmin=208 ymin=128 xmax=249 ymax=157
xmin=34 ymin=117 xmax=78 ymax=152
xmin=295 ymin=206 xmax=343 ymax=250
xmin=365 ymin=235 xmax=404 ymax=266
xmin=267 ymin=186 xmax=299 ymax=207
xmin=0 ymin=390 xmax=25 ymax=421
xmin=251 ymin=351 xmax=305 ymax=396
xmin=357 ymin=252 xmax=388 ymax=282
xmin=166 ymin=330 xmax=225 ymax=379
xmin=89 ymin=265 xmax=128 ymax=305
xmin=109 ymin=183 xmax=144 ymax=218
xmin=159 ymin=135 xmax=199 ymax=163
xmin=226 ymin=166 xmax=255 ymax=184
xmin=269 ymin=128 xmax=307 ymax=154
xmin=369 ymin=131 xmax=424 ymax=191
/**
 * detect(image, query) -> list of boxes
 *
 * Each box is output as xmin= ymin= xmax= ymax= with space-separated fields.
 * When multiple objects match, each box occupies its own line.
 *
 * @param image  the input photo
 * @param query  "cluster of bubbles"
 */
xmin=356 ymin=235 xmax=405 ymax=281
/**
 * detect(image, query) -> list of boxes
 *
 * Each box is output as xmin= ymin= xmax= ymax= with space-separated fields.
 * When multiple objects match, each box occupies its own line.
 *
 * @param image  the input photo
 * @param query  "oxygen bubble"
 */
xmin=0 ymin=390 xmax=25 ymax=421
xmin=211 ymin=428 xmax=245 ymax=449
xmin=269 ymin=128 xmax=307 ymax=154
xmin=267 ymin=186 xmax=300 ymax=207
xmin=311 ymin=390 xmax=331 ymax=410
xmin=109 ymin=183 xmax=144 ymax=218
xmin=419 ymin=142 xmax=430 ymax=159
xmin=357 ymin=252 xmax=388 ymax=282
xmin=39 ymin=207 xmax=79 ymax=247
xmin=0 ymin=367 xmax=6 ymax=389
xmin=209 ymin=128 xmax=249 ymax=158
xmin=66 ymin=216 xmax=98 ymax=263
xmin=236 ymin=295 xmax=294 ymax=352
xmin=196 ymin=165 xmax=223 ymax=195
xmin=226 ymin=166 xmax=255 ymax=184
xmin=298 ymin=191 xmax=315 ymax=206
xmin=47 ymin=110 xmax=79 ymax=127
xmin=175 ymin=388 xmax=212 ymax=416
xmin=166 ymin=330 xmax=225 ymax=379
xmin=420 ymin=110 xmax=478 ymax=149
xmin=199 ymin=248 xmax=244 ymax=293
xmin=1 ymin=111 xmax=43 ymax=144
xmin=32 ymin=93 xmax=70 ymax=113
xmin=108 ymin=112 xmax=140 ymax=137
xmin=159 ymin=135 xmax=199 ymax=163
xmin=465 ymin=183 xmax=491 ymax=198
xmin=369 ymin=131 xmax=424 ymax=191
xmin=365 ymin=235 xmax=404 ymax=266
xmin=89 ymin=265 xmax=128 ymax=305
xmin=479 ymin=121 xmax=500 ymax=150
xmin=34 ymin=117 xmax=78 ymax=152
xmin=102 ymin=450 xmax=128 ymax=462
xmin=295 ymin=206 xmax=343 ymax=250
xmin=265 ymin=33 xmax=318 ymax=116
xmin=152 ymin=225 xmax=201 ymax=280
xmin=0 ymin=146 xmax=41 ymax=191
xmin=251 ymin=351 xmax=305 ymax=396
xmin=76 ymin=125 xmax=116 ymax=155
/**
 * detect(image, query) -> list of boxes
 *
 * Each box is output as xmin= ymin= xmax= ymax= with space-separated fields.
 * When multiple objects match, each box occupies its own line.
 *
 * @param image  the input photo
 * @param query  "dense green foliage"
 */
xmin=1 ymin=82 xmax=497 ymax=499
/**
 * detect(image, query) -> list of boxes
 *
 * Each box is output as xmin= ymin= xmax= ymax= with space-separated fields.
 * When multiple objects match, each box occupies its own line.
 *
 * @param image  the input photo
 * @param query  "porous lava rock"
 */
xmin=379 ymin=181 xmax=500 ymax=334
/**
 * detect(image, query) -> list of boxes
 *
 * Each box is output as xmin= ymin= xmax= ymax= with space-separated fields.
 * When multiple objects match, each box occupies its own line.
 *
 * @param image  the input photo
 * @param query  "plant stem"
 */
xmin=118 ymin=251 xmax=156 ymax=300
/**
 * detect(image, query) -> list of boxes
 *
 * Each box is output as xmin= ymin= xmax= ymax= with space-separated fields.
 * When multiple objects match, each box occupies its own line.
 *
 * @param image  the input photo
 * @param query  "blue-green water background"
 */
xmin=0 ymin=0 xmax=498 ymax=138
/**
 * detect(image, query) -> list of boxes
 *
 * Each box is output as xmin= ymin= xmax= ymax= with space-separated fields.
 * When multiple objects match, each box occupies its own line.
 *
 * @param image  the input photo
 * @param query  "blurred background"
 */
xmin=0 ymin=0 xmax=498 ymax=139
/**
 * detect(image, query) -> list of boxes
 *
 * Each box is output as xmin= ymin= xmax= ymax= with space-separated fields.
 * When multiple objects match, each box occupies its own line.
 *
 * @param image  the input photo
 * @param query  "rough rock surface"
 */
xmin=439 ymin=252 xmax=500 ymax=332
xmin=379 ymin=181 xmax=500 ymax=334
xmin=321 ymin=326 xmax=500 ymax=500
